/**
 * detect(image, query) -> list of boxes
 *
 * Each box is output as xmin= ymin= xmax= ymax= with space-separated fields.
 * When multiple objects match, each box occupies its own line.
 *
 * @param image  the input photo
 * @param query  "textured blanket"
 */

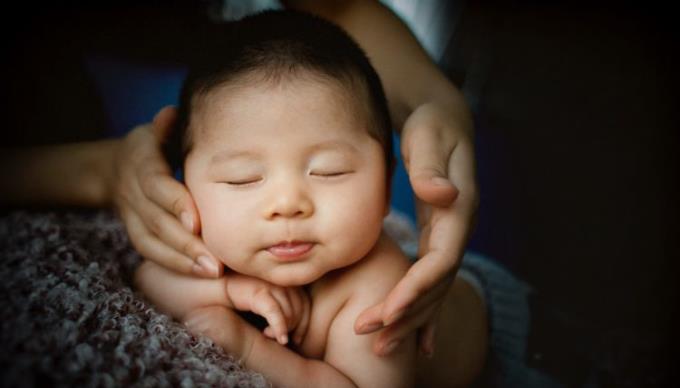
xmin=0 ymin=211 xmax=269 ymax=387
xmin=0 ymin=210 xmax=419 ymax=387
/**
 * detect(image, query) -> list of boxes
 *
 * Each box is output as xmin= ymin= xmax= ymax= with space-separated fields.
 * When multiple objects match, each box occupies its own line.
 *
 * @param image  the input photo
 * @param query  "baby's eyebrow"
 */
xmin=308 ymin=140 xmax=360 ymax=155
xmin=210 ymin=150 xmax=261 ymax=165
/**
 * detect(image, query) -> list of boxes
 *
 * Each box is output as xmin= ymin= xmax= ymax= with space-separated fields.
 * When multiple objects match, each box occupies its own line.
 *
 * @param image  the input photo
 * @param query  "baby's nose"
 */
xmin=263 ymin=183 xmax=314 ymax=220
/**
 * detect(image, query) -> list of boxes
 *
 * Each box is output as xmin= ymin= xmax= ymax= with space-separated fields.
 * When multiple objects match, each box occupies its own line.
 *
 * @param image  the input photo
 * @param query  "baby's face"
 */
xmin=184 ymin=76 xmax=388 ymax=286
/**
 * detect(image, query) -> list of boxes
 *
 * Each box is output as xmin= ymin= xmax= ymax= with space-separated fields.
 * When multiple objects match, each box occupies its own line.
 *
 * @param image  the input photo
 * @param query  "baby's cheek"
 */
xmin=202 ymin=218 xmax=240 ymax=263
xmin=330 ymin=190 xmax=384 ymax=255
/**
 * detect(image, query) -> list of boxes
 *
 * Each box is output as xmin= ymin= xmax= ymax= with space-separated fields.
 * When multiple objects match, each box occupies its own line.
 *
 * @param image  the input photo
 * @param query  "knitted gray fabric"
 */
xmin=0 ymin=211 xmax=269 ymax=388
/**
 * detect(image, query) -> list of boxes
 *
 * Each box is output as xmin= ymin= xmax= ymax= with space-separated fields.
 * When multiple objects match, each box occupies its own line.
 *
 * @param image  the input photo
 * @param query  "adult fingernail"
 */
xmin=180 ymin=211 xmax=194 ymax=232
xmin=357 ymin=322 xmax=383 ymax=334
xmin=381 ymin=339 xmax=401 ymax=356
xmin=384 ymin=308 xmax=406 ymax=326
xmin=432 ymin=176 xmax=452 ymax=186
xmin=423 ymin=343 xmax=435 ymax=358
xmin=198 ymin=255 xmax=219 ymax=277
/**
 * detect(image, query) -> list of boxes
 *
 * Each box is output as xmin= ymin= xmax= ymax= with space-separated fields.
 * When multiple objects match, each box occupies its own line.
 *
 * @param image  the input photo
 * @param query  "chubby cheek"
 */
xmin=322 ymin=179 xmax=386 ymax=260
xmin=192 ymin=189 xmax=253 ymax=268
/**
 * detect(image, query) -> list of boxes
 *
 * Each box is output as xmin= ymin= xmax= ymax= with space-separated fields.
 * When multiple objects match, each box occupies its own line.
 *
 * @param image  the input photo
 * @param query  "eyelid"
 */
xmin=309 ymin=170 xmax=354 ymax=177
xmin=222 ymin=177 xmax=263 ymax=186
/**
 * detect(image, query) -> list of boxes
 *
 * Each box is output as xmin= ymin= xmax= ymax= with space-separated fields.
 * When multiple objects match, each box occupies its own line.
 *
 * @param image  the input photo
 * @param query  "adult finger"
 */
xmin=380 ymin=245 xmax=457 ymax=327
xmin=374 ymin=286 xmax=447 ymax=357
xmin=354 ymin=302 xmax=385 ymax=335
xmin=120 ymin=207 xmax=207 ymax=276
xmin=152 ymin=105 xmax=178 ymax=141
xmin=138 ymin=161 xmax=201 ymax=235
xmin=146 ymin=105 xmax=200 ymax=233
xmin=123 ymin=165 xmax=220 ymax=277
xmin=356 ymin=269 xmax=449 ymax=335
xmin=403 ymin=127 xmax=458 ymax=207
xmin=373 ymin=303 xmax=439 ymax=357
xmin=418 ymin=319 xmax=437 ymax=357
xmin=384 ymin=202 xmax=470 ymax=323
xmin=130 ymin=194 xmax=220 ymax=278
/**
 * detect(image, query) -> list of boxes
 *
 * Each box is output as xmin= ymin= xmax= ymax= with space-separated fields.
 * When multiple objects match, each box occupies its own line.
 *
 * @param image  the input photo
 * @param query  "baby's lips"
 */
xmin=266 ymin=241 xmax=315 ymax=261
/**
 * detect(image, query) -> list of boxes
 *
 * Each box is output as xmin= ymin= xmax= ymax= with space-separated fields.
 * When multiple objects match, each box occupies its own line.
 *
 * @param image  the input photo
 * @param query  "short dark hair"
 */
xmin=164 ymin=10 xmax=393 ymax=177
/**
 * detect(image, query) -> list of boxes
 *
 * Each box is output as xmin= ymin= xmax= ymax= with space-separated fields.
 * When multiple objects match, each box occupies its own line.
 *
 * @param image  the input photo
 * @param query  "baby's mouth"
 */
xmin=266 ymin=241 xmax=315 ymax=261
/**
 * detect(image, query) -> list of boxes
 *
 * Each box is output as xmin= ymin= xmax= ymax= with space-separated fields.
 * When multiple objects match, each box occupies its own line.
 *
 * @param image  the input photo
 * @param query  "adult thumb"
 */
xmin=405 ymin=134 xmax=458 ymax=207
xmin=152 ymin=105 xmax=178 ymax=141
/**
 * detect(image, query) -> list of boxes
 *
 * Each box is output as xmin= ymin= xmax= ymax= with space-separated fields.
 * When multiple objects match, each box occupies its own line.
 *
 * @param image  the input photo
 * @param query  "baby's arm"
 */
xmin=319 ymin=239 xmax=417 ymax=388
xmin=200 ymin=238 xmax=416 ymax=388
xmin=188 ymin=306 xmax=360 ymax=387
xmin=134 ymin=260 xmax=309 ymax=345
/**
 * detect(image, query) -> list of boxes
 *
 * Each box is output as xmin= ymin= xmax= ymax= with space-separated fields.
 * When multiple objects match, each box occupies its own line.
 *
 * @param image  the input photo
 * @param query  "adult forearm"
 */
xmin=0 ymin=140 xmax=118 ymax=208
xmin=284 ymin=0 xmax=470 ymax=130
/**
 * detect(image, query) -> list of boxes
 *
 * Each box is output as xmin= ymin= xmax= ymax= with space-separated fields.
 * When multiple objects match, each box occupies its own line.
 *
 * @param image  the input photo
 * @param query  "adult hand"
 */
xmin=112 ymin=106 xmax=222 ymax=278
xmin=355 ymin=101 xmax=478 ymax=357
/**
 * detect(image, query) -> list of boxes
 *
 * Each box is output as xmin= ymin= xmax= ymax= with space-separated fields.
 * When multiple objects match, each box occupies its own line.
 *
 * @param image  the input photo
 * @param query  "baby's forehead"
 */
xmin=190 ymin=73 xmax=374 ymax=138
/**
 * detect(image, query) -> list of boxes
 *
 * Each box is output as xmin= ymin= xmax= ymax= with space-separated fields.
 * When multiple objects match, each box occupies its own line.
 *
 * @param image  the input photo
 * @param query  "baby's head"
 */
xmin=166 ymin=10 xmax=394 ymax=286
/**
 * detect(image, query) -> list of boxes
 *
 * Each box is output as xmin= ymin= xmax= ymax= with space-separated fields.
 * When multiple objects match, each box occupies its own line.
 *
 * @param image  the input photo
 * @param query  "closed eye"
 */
xmin=222 ymin=177 xmax=262 ymax=186
xmin=310 ymin=171 xmax=353 ymax=178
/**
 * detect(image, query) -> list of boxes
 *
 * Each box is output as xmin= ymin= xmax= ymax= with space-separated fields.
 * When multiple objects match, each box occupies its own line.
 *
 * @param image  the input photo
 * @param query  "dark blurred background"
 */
xmin=2 ymin=1 xmax=678 ymax=387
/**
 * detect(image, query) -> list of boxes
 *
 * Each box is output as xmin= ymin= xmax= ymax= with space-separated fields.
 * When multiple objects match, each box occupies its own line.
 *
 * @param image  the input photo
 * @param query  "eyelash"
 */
xmin=310 ymin=171 xmax=352 ymax=178
xmin=224 ymin=178 xmax=262 ymax=186
xmin=221 ymin=171 xmax=352 ymax=186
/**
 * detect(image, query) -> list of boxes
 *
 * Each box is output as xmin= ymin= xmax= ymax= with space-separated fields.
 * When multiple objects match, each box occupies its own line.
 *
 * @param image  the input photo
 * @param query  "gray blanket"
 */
xmin=0 ymin=211 xmax=269 ymax=387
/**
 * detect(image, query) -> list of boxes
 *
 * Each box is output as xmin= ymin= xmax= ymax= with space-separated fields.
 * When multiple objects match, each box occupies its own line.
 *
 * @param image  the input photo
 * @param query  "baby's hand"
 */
xmin=225 ymin=274 xmax=310 ymax=346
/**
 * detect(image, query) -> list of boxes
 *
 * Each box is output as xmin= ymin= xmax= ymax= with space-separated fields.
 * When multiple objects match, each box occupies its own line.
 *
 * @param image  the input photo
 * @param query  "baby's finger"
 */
xmin=287 ymin=287 xmax=308 ymax=329
xmin=292 ymin=290 xmax=311 ymax=345
xmin=251 ymin=289 xmax=288 ymax=345
xmin=270 ymin=288 xmax=294 ymax=328
xmin=263 ymin=326 xmax=276 ymax=339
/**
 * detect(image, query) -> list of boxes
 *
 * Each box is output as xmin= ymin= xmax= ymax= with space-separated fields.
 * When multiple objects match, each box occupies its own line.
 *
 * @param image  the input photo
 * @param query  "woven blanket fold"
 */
xmin=0 ymin=211 xmax=269 ymax=388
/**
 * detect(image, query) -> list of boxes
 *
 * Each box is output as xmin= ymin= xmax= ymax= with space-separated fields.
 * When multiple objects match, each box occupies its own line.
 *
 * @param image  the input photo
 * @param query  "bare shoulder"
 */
xmin=318 ymin=231 xmax=416 ymax=388
xmin=336 ymin=231 xmax=411 ymax=302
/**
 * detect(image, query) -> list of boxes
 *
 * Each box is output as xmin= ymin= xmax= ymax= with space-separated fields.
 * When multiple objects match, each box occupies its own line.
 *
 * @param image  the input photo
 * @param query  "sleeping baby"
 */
xmin=134 ymin=10 xmax=487 ymax=387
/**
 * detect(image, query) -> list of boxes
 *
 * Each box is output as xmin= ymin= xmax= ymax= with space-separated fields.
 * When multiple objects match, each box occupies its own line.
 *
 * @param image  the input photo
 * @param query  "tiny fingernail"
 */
xmin=358 ymin=322 xmax=383 ymax=334
xmin=197 ymin=255 xmax=219 ymax=277
xmin=381 ymin=340 xmax=401 ymax=356
xmin=279 ymin=334 xmax=288 ymax=345
xmin=432 ymin=176 xmax=452 ymax=186
xmin=192 ymin=263 xmax=208 ymax=277
xmin=180 ymin=211 xmax=194 ymax=232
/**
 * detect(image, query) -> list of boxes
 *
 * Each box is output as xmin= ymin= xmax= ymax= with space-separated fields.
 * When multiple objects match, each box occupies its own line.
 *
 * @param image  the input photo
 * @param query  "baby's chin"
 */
xmin=261 ymin=266 xmax=327 ymax=287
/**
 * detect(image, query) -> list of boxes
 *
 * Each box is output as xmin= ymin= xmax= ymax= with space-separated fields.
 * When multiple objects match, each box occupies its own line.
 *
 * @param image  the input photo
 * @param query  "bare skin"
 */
xmin=0 ymin=0 xmax=478 ymax=358
xmin=135 ymin=233 xmax=487 ymax=388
